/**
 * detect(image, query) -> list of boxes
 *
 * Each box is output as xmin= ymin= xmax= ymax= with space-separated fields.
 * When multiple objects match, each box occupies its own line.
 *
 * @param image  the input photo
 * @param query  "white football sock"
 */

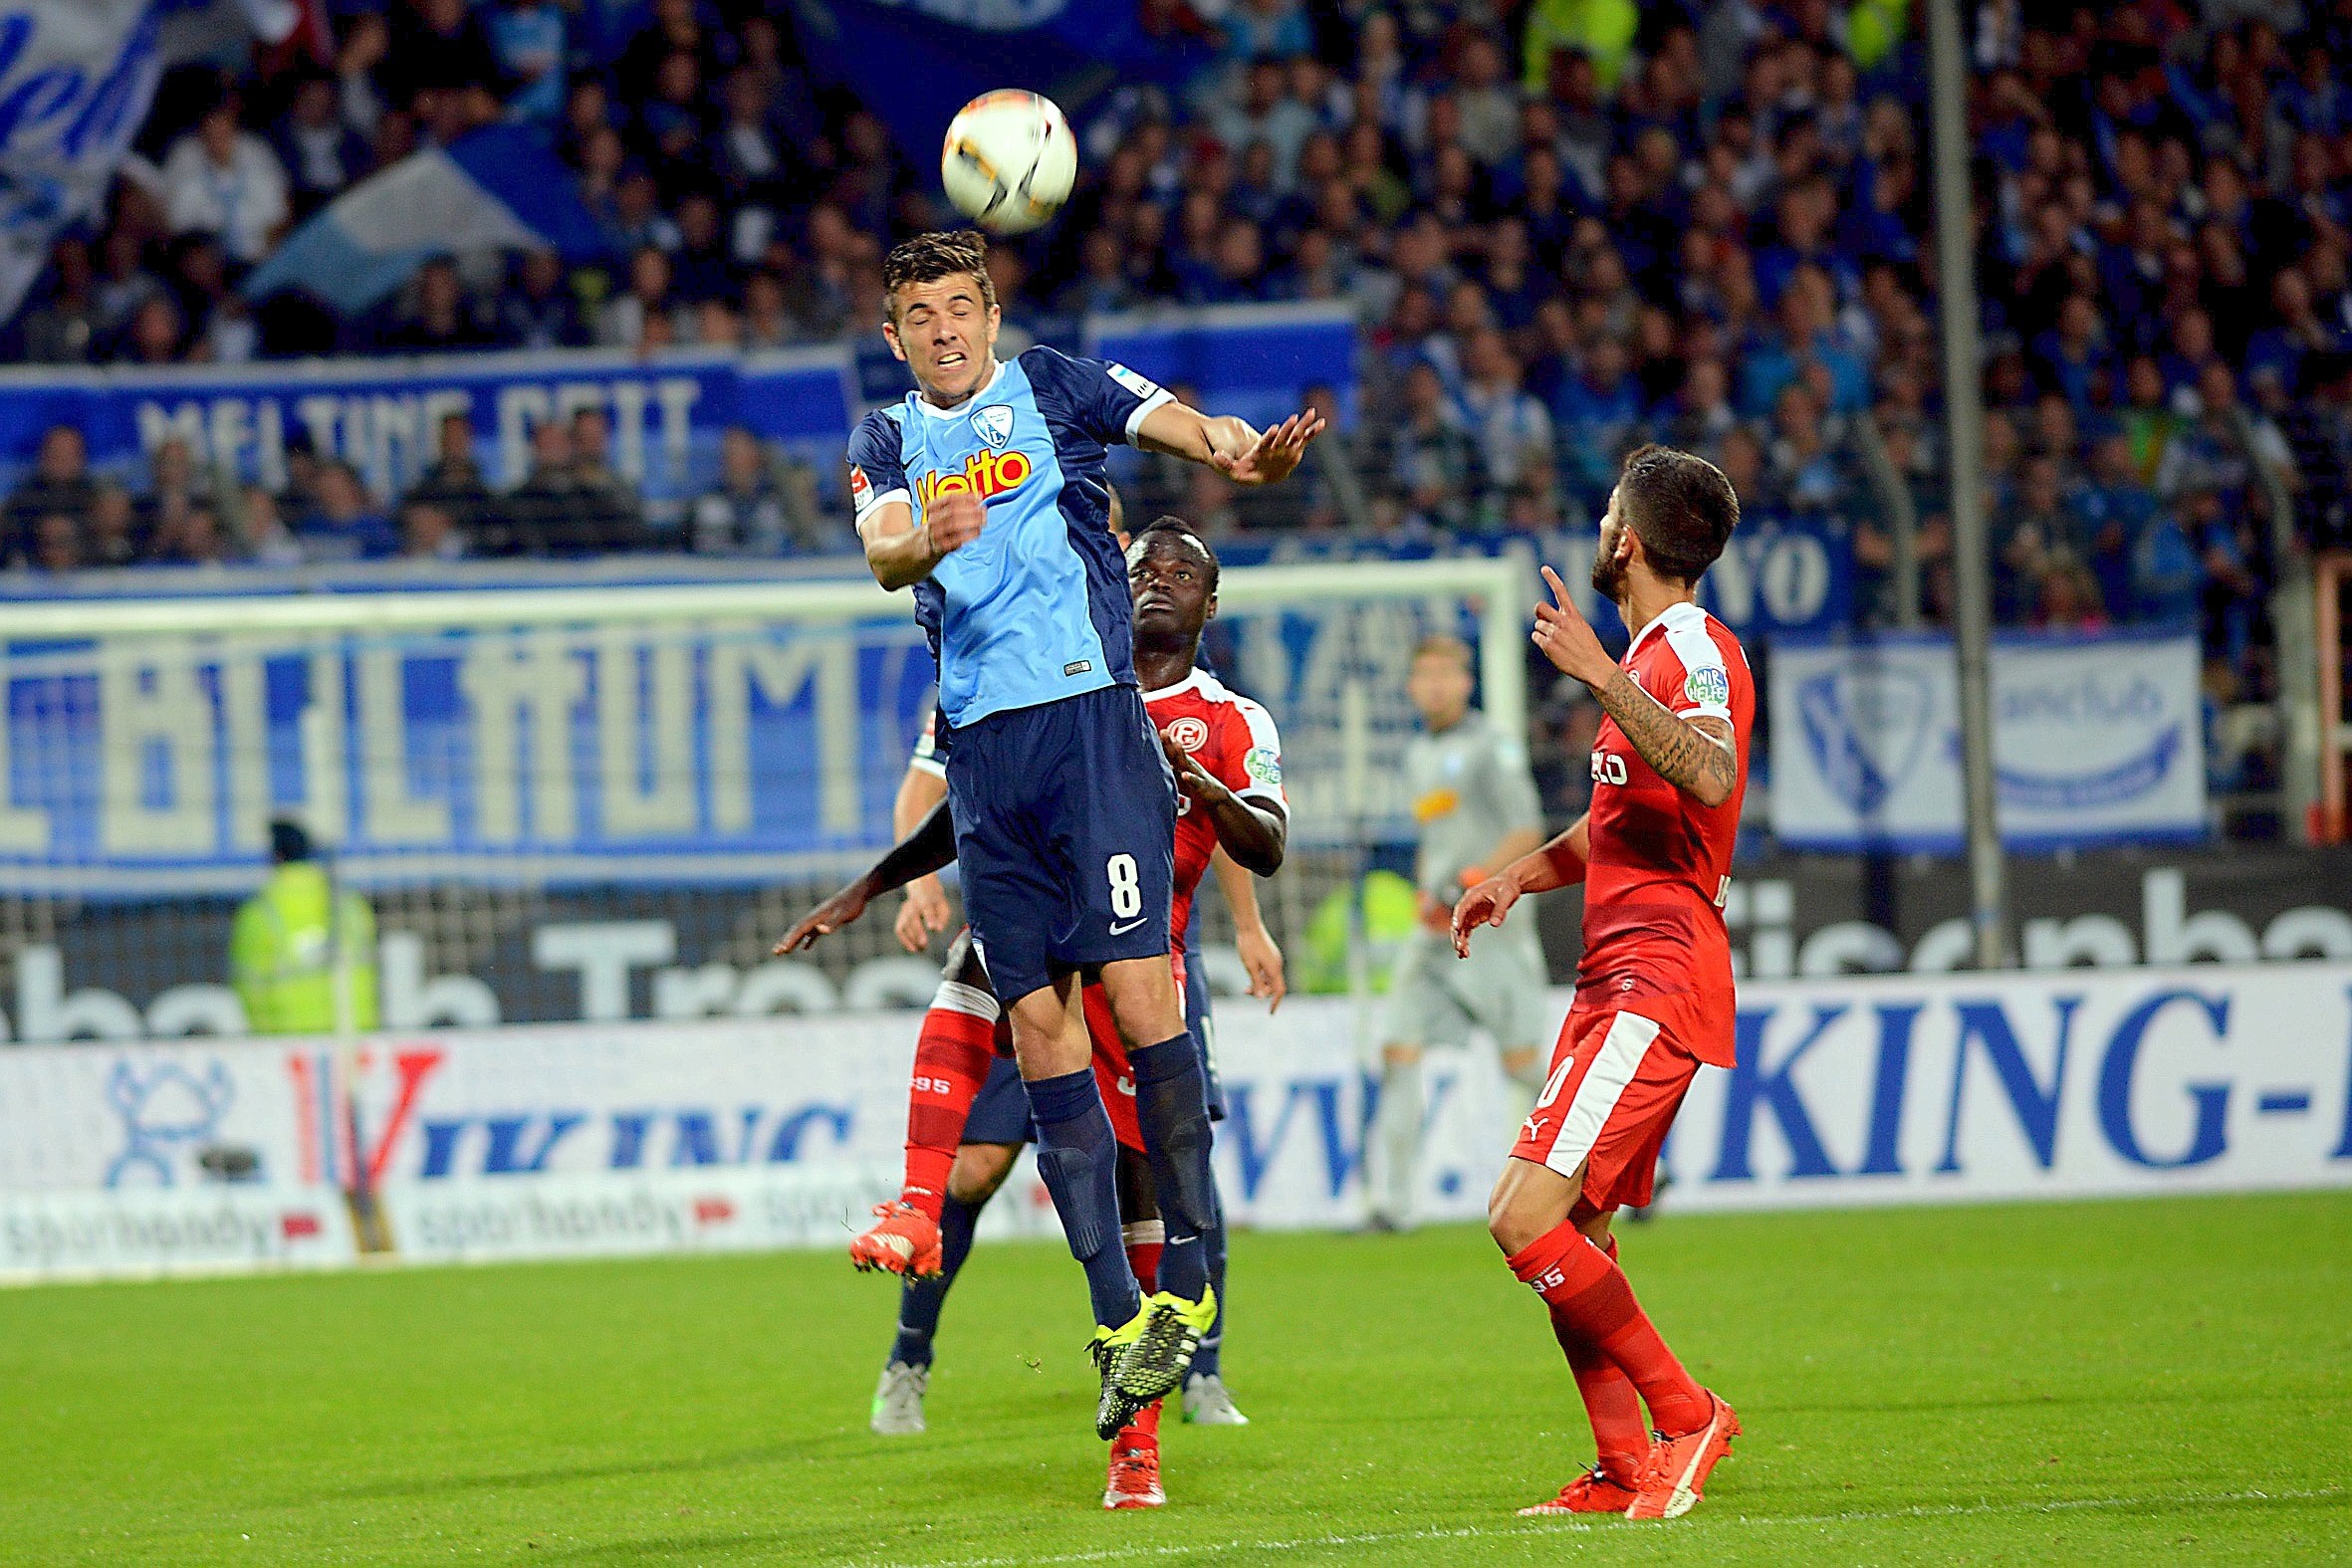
xmin=1371 ymin=1055 xmax=1423 ymax=1227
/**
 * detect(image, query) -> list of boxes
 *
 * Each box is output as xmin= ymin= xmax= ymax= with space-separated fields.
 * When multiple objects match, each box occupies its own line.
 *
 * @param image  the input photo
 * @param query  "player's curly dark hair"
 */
xmin=1131 ymin=514 xmax=1220 ymax=590
xmin=881 ymin=230 xmax=997 ymax=323
xmin=1616 ymin=443 xmax=1740 ymax=583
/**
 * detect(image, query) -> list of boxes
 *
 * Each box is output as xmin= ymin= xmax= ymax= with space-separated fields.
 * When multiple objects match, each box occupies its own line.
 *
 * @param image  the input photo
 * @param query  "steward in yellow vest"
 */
xmin=230 ymin=820 xmax=378 ymax=1034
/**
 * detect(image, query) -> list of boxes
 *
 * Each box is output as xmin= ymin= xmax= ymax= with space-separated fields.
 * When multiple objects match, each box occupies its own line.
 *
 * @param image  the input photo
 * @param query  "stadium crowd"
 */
xmin=6 ymin=1 xmax=2349 ymax=741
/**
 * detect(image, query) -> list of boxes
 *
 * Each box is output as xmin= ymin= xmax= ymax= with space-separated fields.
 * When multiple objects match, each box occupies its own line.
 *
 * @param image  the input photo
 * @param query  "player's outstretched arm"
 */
xmin=1452 ymin=815 xmax=1588 ymax=959
xmin=859 ymin=492 xmax=984 ymax=591
xmin=1212 ymin=846 xmax=1287 ymax=1012
xmin=1134 ymin=401 xmax=1325 ymax=486
xmin=1472 ymin=826 xmax=1544 ymax=888
xmin=1529 ymin=565 xmax=1738 ymax=808
xmin=891 ymin=763 xmax=953 ymax=953
xmin=1161 ymin=729 xmax=1288 ymax=873
xmin=774 ymin=798 xmax=960 ymax=953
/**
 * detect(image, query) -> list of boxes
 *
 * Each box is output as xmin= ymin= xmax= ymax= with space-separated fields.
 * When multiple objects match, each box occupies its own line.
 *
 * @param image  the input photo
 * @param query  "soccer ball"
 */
xmin=940 ymin=91 xmax=1076 ymax=235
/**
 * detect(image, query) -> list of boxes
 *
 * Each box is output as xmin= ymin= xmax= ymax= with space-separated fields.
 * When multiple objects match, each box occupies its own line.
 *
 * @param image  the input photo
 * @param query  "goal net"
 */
xmin=0 ymin=557 xmax=1530 ymax=1045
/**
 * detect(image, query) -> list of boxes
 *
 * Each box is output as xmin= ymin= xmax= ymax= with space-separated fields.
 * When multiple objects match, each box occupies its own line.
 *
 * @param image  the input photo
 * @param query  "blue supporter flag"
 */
xmin=789 ymin=0 xmax=1212 ymax=170
xmin=244 ymin=125 xmax=613 ymax=318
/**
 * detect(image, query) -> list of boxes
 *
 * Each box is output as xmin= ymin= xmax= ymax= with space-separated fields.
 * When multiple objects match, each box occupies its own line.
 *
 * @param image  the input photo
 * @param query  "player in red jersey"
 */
xmin=1451 ymin=445 xmax=1750 ymax=1521
xmin=779 ymin=517 xmax=1287 ymax=1506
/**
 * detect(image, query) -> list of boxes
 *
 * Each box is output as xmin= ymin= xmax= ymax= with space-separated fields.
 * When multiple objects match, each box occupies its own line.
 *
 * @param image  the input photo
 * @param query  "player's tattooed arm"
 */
xmin=1529 ymin=563 xmax=1738 ymax=808
xmin=1590 ymin=673 xmax=1740 ymax=809
xmin=776 ymin=798 xmax=959 ymax=952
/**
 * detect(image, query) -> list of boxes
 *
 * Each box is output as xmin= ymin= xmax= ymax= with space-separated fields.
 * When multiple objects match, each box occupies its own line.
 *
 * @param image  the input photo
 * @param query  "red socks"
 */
xmin=900 ymin=1002 xmax=998 ymax=1221
xmin=1121 ymin=1221 xmax=1167 ymax=1439
xmin=1123 ymin=1220 xmax=1165 ymax=1293
xmin=1508 ymin=1220 xmax=1710 ymax=1448
xmin=1559 ymin=1332 xmax=1649 ymax=1483
xmin=1548 ymin=1235 xmax=1648 ymax=1482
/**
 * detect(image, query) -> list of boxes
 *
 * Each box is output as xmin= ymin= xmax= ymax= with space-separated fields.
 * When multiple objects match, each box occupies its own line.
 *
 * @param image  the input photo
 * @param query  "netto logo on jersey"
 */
xmin=917 ymin=448 xmax=1034 ymax=514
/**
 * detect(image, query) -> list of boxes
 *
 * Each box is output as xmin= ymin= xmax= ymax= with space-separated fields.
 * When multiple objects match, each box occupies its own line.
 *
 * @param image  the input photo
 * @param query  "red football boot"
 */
xmin=1517 ymin=1462 xmax=1642 ymax=1515
xmin=1102 ymin=1400 xmax=1165 ymax=1510
xmin=848 ymin=1202 xmax=944 ymax=1277
xmin=1625 ymin=1392 xmax=1741 ymax=1520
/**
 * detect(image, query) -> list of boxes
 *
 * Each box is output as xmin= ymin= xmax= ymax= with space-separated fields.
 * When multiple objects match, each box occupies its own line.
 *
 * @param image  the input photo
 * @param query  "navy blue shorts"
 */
xmin=945 ymin=684 xmax=1177 ymax=1007
xmin=963 ymin=1054 xmax=1034 ymax=1146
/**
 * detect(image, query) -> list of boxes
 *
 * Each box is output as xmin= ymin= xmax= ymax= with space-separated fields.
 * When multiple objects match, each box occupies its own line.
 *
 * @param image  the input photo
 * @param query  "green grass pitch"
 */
xmin=1 ymin=1191 xmax=2344 ymax=1566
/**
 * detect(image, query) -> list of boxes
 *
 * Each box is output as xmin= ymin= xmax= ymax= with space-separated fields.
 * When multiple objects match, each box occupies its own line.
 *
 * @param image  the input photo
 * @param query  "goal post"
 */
xmin=0 ymin=553 xmax=1535 ymax=1048
xmin=1211 ymin=556 xmax=1531 ymax=752
xmin=3 ymin=555 xmax=1531 ymax=743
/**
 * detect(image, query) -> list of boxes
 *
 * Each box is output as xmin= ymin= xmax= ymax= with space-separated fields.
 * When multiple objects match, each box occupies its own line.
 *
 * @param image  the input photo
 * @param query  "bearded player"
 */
xmin=781 ymin=520 xmax=1289 ymax=1504
xmin=1451 ymin=445 xmax=1748 ymax=1521
xmin=843 ymin=228 xmax=1316 ymax=1441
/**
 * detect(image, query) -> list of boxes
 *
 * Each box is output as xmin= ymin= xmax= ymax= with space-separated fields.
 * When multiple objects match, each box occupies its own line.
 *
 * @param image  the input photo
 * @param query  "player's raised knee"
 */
xmin=1487 ymin=1157 xmax=1576 ymax=1254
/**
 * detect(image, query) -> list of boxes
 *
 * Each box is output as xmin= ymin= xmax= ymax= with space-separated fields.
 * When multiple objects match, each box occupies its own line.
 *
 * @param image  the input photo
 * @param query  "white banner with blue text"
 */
xmin=1769 ymin=630 xmax=2207 ymax=852
xmin=3 ymin=964 xmax=2344 ymax=1278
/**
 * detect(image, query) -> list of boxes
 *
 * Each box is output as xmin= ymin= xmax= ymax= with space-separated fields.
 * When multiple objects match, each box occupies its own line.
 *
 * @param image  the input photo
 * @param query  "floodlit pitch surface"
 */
xmin=1 ymin=1192 xmax=2344 ymax=1566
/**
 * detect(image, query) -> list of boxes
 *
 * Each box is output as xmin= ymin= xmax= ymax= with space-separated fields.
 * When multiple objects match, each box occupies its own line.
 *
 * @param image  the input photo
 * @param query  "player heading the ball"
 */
xmin=842 ymin=227 xmax=1320 ymax=1455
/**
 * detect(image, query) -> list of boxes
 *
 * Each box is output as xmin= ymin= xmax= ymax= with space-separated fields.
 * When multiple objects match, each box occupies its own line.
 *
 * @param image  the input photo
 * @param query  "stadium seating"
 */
xmin=5 ymin=0 xmax=2345 ymax=823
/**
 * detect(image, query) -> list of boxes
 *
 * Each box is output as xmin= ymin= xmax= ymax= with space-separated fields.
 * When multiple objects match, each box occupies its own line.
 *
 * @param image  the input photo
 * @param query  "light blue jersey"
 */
xmin=846 ymin=345 xmax=1171 ymax=727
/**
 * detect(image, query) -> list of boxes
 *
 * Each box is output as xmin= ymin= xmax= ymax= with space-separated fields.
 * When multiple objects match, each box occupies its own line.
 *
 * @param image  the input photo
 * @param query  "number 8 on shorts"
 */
xmin=1107 ymin=853 xmax=1141 ymax=918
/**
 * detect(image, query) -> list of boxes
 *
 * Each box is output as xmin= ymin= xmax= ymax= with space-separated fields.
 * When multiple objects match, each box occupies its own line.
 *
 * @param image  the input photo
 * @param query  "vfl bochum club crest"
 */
xmin=971 ymin=404 xmax=1016 ymax=450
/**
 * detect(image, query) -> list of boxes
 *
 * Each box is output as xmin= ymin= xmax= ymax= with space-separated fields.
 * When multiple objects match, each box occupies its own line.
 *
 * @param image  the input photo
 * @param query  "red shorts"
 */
xmin=1073 ymin=954 xmax=1188 ymax=1156
xmin=1082 ymin=983 xmax=1143 ymax=1154
xmin=1510 ymin=1000 xmax=1703 ymax=1213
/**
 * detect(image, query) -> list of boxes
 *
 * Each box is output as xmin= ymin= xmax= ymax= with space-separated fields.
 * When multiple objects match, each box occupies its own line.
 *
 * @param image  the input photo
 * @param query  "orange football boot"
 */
xmin=1625 ymin=1392 xmax=1740 ymax=1520
xmin=848 ymin=1202 xmax=944 ymax=1277
xmin=1102 ymin=1400 xmax=1165 ymax=1509
xmin=1518 ymin=1462 xmax=1642 ymax=1515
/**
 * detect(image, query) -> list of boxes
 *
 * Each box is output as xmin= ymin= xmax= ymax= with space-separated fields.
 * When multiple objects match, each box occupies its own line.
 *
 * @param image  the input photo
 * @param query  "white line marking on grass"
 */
xmin=842 ymin=1486 xmax=2346 ymax=1568
xmin=845 ymin=1525 xmax=1533 ymax=1568
xmin=1742 ymin=1486 xmax=2345 ymax=1529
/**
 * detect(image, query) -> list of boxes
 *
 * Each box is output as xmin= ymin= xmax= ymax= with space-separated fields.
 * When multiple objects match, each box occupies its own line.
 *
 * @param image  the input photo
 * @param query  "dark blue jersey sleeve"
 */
xmin=910 ymin=702 xmax=951 ymax=777
xmin=845 ymin=409 xmax=909 ymax=527
xmin=1020 ymin=344 xmax=1175 ymax=449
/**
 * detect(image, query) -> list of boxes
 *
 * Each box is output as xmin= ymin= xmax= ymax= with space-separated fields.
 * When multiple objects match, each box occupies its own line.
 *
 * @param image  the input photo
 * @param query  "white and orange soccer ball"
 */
xmin=940 ymin=90 xmax=1076 ymax=235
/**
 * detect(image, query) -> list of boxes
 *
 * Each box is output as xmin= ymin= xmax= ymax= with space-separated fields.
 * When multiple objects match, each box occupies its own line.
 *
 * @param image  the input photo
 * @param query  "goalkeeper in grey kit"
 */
xmin=1365 ymin=634 xmax=1551 ymax=1231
